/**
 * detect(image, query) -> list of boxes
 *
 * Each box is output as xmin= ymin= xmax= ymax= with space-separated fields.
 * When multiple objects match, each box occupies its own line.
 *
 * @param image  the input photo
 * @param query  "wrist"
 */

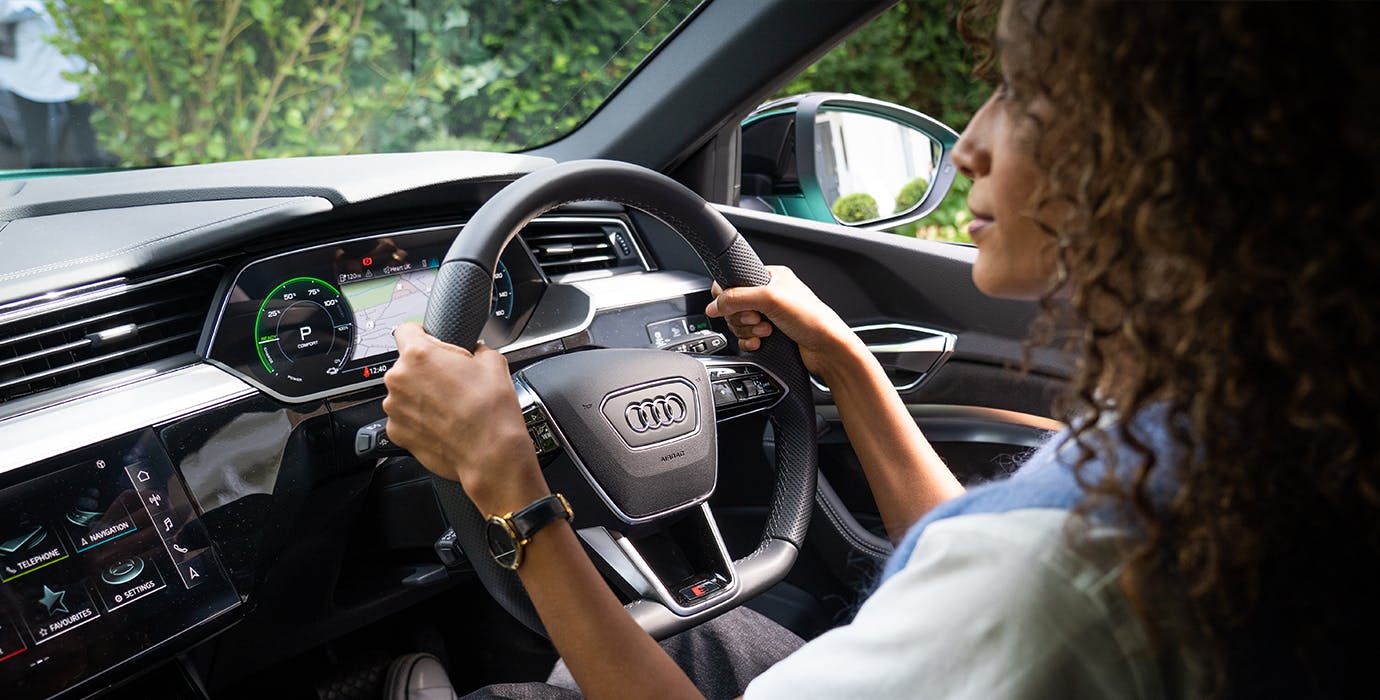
xmin=807 ymin=331 xmax=871 ymax=386
xmin=469 ymin=452 xmax=548 ymax=517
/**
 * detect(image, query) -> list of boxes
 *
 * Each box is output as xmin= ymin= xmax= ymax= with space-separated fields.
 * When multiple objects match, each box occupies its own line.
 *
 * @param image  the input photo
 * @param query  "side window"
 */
xmin=739 ymin=1 xmax=984 ymax=244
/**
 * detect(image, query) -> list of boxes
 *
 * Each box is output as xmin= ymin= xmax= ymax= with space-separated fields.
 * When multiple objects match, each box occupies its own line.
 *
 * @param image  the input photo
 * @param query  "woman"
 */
xmin=382 ymin=1 xmax=1380 ymax=697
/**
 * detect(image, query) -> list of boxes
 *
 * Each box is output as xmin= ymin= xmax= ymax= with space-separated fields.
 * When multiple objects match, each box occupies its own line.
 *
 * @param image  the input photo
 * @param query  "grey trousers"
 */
xmin=463 ymin=607 xmax=804 ymax=700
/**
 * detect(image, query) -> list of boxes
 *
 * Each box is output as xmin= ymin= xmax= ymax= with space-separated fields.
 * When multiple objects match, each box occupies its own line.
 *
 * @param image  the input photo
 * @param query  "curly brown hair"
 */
xmin=962 ymin=1 xmax=1380 ymax=697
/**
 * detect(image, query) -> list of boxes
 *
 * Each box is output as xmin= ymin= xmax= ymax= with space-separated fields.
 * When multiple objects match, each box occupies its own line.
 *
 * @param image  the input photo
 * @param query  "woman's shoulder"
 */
xmin=748 ymin=507 xmax=1174 ymax=699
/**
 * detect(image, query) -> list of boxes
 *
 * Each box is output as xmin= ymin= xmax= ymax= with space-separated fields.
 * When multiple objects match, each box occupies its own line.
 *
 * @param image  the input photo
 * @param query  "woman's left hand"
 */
xmin=382 ymin=322 xmax=549 ymax=517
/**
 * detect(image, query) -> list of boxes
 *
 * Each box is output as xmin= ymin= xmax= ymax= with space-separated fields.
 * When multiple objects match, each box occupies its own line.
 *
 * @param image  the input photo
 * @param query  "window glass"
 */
xmin=0 ymin=0 xmax=700 ymax=171
xmin=771 ymin=0 xmax=984 ymax=243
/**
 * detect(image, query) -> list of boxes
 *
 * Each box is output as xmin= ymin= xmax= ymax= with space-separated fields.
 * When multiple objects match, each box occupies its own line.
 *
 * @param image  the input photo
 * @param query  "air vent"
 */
xmin=0 ymin=268 xmax=221 ymax=403
xmin=520 ymin=218 xmax=648 ymax=277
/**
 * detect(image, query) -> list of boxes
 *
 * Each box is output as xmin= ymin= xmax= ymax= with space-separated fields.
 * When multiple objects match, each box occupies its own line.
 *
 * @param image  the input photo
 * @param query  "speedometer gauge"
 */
xmin=492 ymin=260 xmax=515 ymax=319
xmin=254 ymin=277 xmax=354 ymax=384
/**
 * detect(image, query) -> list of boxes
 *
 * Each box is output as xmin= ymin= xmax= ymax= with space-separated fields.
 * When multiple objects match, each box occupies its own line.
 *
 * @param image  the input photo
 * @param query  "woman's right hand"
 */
xmin=705 ymin=265 xmax=860 ymax=379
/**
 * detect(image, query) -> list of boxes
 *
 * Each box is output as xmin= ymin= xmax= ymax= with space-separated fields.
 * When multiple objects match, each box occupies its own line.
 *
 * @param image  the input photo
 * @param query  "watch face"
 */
xmin=485 ymin=517 xmax=521 ymax=570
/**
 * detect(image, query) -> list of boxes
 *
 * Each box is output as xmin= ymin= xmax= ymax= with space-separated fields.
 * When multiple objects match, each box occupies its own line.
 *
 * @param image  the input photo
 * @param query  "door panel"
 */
xmin=714 ymin=206 xmax=1073 ymax=630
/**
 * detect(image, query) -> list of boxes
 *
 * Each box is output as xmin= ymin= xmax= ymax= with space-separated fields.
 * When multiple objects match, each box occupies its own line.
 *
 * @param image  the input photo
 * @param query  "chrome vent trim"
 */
xmin=0 ymin=363 xmax=254 ymax=473
xmin=0 ymin=267 xmax=221 ymax=403
xmin=519 ymin=217 xmax=650 ymax=277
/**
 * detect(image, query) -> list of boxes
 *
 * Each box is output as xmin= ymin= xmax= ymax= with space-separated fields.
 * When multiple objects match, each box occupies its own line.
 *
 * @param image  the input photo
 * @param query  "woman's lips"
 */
xmin=968 ymin=216 xmax=994 ymax=238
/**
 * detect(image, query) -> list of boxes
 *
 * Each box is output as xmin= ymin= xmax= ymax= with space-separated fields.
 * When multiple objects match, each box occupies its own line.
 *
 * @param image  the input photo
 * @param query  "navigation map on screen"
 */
xmin=340 ymin=268 xmax=437 ymax=360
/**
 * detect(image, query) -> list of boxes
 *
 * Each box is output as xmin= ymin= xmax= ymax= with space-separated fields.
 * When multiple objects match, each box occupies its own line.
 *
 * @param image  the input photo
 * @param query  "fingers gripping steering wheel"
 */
xmin=421 ymin=159 xmax=816 ymax=640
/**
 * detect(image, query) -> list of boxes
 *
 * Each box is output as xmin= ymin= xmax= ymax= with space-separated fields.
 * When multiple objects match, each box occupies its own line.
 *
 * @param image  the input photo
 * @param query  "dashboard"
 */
xmin=0 ymin=152 xmax=732 ymax=700
xmin=0 ymin=150 xmax=1058 ymax=700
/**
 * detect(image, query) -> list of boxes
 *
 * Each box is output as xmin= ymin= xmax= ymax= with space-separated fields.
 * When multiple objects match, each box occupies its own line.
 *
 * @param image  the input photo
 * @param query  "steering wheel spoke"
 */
xmin=578 ymin=503 xmax=738 ymax=616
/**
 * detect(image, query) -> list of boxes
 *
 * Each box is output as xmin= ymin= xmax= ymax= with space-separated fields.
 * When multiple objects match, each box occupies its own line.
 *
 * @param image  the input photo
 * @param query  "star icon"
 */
xmin=39 ymin=585 xmax=68 ymax=616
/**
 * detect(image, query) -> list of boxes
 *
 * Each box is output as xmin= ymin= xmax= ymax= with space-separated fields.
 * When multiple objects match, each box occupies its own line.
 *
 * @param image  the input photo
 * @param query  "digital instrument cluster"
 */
xmin=208 ymin=224 xmax=544 ymax=401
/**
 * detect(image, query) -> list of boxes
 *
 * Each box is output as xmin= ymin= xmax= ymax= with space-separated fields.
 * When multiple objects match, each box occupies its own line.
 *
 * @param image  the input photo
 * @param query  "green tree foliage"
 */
xmin=832 ymin=192 xmax=880 ymax=223
xmin=778 ymin=0 xmax=986 ymax=243
xmin=363 ymin=0 xmax=697 ymax=154
xmin=46 ymin=0 xmax=697 ymax=166
xmin=49 ymin=0 xmax=410 ymax=165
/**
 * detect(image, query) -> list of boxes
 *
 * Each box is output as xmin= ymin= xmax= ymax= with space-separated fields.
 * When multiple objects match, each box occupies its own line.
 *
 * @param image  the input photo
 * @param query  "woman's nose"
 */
xmin=951 ymin=127 xmax=989 ymax=181
xmin=951 ymin=100 xmax=992 ymax=181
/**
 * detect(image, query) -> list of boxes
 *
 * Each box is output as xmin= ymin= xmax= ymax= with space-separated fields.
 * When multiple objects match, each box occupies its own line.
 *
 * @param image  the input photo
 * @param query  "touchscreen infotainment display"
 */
xmin=0 ymin=430 xmax=239 ymax=700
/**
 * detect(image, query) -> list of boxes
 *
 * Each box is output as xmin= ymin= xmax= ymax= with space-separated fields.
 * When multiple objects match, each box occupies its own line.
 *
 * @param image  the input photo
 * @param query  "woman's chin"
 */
xmin=971 ymin=260 xmax=1046 ymax=301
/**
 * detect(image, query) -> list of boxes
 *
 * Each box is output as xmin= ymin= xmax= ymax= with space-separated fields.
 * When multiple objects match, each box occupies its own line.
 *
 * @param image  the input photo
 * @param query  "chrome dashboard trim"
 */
xmin=571 ymin=270 xmax=710 ymax=311
xmin=0 ymin=277 xmax=123 ymax=318
xmin=0 ymin=354 xmax=198 ymax=422
xmin=0 ymin=363 xmax=255 ymax=473
xmin=0 ymin=266 xmax=220 ymax=327
xmin=810 ymin=322 xmax=957 ymax=394
xmin=530 ymin=215 xmax=652 ymax=274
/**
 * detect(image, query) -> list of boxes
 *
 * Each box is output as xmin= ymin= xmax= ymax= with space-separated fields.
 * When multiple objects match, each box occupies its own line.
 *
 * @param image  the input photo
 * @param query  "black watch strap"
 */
xmin=508 ymin=493 xmax=573 ymax=541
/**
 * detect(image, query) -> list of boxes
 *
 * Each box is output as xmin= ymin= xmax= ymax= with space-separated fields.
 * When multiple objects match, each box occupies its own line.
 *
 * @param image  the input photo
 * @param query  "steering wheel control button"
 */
xmin=703 ymin=363 xmax=786 ymax=421
xmin=732 ymin=375 xmax=778 ymax=400
xmin=675 ymin=575 xmax=727 ymax=606
xmin=658 ymin=330 xmax=729 ymax=355
xmin=601 ymin=380 xmax=699 ymax=449
xmin=522 ymin=407 xmax=561 ymax=456
xmin=711 ymin=381 xmax=738 ymax=407
xmin=530 ymin=423 xmax=559 ymax=455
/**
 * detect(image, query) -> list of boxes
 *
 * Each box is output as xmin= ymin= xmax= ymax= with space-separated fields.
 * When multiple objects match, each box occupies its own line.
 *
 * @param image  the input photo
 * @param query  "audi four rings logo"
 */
xmin=625 ymin=395 xmax=688 ymax=433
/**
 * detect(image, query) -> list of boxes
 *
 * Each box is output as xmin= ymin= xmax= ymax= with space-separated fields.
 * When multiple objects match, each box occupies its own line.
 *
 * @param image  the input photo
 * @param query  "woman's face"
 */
xmin=951 ymin=55 xmax=1056 ymax=300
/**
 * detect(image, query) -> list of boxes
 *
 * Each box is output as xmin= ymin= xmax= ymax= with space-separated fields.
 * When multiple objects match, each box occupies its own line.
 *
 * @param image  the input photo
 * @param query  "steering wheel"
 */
xmin=421 ymin=159 xmax=815 ymax=640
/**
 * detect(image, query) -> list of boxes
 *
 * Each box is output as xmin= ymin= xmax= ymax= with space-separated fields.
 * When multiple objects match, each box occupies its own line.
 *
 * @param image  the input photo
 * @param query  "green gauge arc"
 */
xmin=254 ymin=276 xmax=347 ymax=376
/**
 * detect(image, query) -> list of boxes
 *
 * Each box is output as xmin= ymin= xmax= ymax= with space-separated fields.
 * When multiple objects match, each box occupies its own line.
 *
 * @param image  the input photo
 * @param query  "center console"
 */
xmin=0 ymin=430 xmax=239 ymax=700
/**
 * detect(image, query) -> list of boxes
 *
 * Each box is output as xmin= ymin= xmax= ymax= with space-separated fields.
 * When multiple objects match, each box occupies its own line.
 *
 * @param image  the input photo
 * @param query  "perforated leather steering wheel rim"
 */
xmin=421 ymin=159 xmax=817 ymax=639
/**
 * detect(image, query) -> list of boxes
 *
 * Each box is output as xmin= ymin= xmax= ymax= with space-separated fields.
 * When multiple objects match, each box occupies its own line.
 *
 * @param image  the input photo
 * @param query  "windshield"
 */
xmin=0 ymin=0 xmax=700 ymax=172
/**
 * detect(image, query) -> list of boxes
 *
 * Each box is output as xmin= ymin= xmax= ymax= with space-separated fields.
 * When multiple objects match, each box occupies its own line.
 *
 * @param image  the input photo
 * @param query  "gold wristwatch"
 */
xmin=483 ymin=493 xmax=573 ymax=570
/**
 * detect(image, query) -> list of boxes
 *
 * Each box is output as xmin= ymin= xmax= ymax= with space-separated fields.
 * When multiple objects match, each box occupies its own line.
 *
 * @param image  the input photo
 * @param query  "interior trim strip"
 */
xmin=0 ymin=266 xmax=219 ymax=327
xmin=817 ymin=403 xmax=1064 ymax=448
xmin=571 ymin=270 xmax=709 ymax=311
xmin=810 ymin=323 xmax=956 ymax=394
xmin=0 ymin=363 xmax=254 ymax=473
